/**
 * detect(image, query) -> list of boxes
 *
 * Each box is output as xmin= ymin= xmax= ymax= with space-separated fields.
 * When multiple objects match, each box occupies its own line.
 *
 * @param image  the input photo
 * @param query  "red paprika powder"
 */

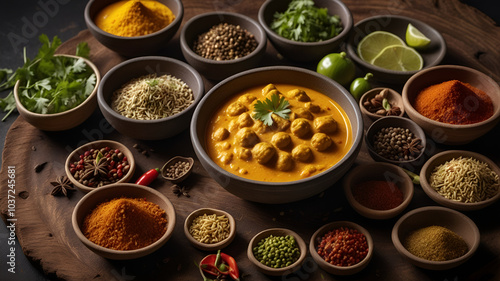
xmin=352 ymin=180 xmax=404 ymax=210
xmin=316 ymin=227 xmax=369 ymax=267
xmin=414 ymin=80 xmax=493 ymax=125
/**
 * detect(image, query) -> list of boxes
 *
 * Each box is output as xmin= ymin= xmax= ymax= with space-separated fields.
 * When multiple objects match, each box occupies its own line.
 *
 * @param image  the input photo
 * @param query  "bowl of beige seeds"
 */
xmin=184 ymin=208 xmax=236 ymax=251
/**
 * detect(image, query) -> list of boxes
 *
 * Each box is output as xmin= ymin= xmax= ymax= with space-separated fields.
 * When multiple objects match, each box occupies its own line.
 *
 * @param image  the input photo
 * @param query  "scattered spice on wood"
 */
xmin=82 ymin=197 xmax=167 ymax=250
xmin=188 ymin=213 xmax=230 ymax=244
xmin=404 ymin=225 xmax=468 ymax=261
xmin=133 ymin=143 xmax=152 ymax=157
xmin=316 ymin=227 xmax=369 ymax=266
xmin=414 ymin=80 xmax=494 ymax=124
xmin=352 ymin=180 xmax=404 ymax=210
xmin=34 ymin=162 xmax=47 ymax=173
xmin=172 ymin=184 xmax=190 ymax=197
xmin=50 ymin=176 xmax=75 ymax=197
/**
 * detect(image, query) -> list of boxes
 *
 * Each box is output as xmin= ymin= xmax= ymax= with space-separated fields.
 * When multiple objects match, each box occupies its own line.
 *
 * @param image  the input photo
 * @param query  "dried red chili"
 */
xmin=316 ymin=227 xmax=368 ymax=267
xmin=352 ymin=180 xmax=403 ymax=210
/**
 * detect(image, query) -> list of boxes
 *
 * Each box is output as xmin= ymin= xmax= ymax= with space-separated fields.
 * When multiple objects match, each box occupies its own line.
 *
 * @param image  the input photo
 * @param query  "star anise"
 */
xmin=83 ymin=152 xmax=109 ymax=178
xmin=172 ymin=184 xmax=190 ymax=198
xmin=403 ymin=138 xmax=423 ymax=157
xmin=50 ymin=176 xmax=75 ymax=197
xmin=387 ymin=106 xmax=402 ymax=116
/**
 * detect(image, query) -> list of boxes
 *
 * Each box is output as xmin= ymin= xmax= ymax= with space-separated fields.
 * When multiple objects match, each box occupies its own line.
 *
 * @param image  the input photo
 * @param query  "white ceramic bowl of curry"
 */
xmin=190 ymin=66 xmax=363 ymax=204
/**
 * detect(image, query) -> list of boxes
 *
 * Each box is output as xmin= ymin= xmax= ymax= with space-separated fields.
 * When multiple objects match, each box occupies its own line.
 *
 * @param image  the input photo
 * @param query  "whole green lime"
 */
xmin=317 ymin=52 xmax=356 ymax=86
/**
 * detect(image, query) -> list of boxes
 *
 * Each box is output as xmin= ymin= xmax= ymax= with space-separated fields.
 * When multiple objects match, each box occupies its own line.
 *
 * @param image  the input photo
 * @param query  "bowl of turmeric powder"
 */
xmin=85 ymin=0 xmax=183 ymax=57
xmin=403 ymin=65 xmax=500 ymax=145
xmin=72 ymin=183 xmax=176 ymax=260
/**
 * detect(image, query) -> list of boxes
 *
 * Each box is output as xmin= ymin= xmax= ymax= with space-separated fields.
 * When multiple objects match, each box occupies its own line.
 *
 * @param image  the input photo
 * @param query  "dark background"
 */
xmin=0 ymin=1 xmax=498 ymax=280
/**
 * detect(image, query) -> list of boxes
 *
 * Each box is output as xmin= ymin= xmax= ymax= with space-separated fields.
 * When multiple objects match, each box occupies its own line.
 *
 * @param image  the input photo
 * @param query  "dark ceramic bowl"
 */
xmin=180 ymin=12 xmax=267 ymax=81
xmin=190 ymin=66 xmax=363 ymax=204
xmin=97 ymin=56 xmax=204 ymax=140
xmin=84 ymin=0 xmax=183 ymax=57
xmin=392 ymin=206 xmax=480 ymax=270
xmin=258 ymin=0 xmax=353 ymax=62
xmin=402 ymin=65 xmax=500 ymax=145
xmin=346 ymin=15 xmax=446 ymax=84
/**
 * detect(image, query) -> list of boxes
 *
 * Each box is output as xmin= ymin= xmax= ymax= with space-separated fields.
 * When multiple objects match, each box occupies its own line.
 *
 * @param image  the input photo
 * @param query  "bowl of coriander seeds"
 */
xmin=184 ymin=208 xmax=236 ymax=251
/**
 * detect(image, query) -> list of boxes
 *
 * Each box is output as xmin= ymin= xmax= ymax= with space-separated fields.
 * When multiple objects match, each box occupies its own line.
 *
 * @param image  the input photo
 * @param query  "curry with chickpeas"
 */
xmin=206 ymin=83 xmax=353 ymax=182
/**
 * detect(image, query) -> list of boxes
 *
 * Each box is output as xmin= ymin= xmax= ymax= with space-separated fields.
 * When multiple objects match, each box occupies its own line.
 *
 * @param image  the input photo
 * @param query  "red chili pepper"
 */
xmin=220 ymin=252 xmax=240 ymax=281
xmin=135 ymin=168 xmax=160 ymax=186
xmin=199 ymin=250 xmax=240 ymax=280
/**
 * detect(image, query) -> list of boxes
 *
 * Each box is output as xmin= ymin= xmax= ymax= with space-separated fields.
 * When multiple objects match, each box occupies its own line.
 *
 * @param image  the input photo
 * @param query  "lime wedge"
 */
xmin=357 ymin=31 xmax=406 ymax=62
xmin=370 ymin=45 xmax=423 ymax=71
xmin=405 ymin=23 xmax=431 ymax=49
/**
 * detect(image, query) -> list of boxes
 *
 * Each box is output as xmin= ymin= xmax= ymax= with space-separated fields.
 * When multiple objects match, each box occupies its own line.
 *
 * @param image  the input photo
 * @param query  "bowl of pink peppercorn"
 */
xmin=309 ymin=221 xmax=373 ymax=275
xmin=65 ymin=140 xmax=136 ymax=193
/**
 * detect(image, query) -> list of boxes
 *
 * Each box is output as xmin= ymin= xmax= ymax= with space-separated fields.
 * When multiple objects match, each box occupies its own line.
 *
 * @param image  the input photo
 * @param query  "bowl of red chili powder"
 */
xmin=403 ymin=65 xmax=500 ymax=145
xmin=343 ymin=162 xmax=414 ymax=219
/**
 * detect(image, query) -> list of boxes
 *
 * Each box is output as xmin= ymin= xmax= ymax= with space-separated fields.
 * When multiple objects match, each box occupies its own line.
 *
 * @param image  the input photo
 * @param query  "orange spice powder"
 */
xmin=82 ymin=197 xmax=167 ymax=250
xmin=414 ymin=80 xmax=494 ymax=125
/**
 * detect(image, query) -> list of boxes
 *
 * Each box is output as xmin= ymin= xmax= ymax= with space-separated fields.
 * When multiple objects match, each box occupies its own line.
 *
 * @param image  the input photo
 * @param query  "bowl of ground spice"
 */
xmin=403 ymin=65 xmax=500 ymax=145
xmin=343 ymin=162 xmax=414 ymax=219
xmin=309 ymin=221 xmax=373 ymax=275
xmin=420 ymin=150 xmax=500 ymax=211
xmin=184 ymin=208 xmax=236 ymax=251
xmin=392 ymin=206 xmax=480 ymax=270
xmin=72 ymin=183 xmax=176 ymax=260
xmin=85 ymin=0 xmax=183 ymax=57
xmin=97 ymin=56 xmax=204 ymax=140
xmin=180 ymin=11 xmax=267 ymax=81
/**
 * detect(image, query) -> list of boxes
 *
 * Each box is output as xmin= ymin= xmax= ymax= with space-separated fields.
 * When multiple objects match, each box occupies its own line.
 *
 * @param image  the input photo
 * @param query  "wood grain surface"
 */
xmin=1 ymin=0 xmax=499 ymax=280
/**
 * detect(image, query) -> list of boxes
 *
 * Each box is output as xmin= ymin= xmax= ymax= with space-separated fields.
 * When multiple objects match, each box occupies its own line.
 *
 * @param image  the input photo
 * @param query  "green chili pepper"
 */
xmin=349 ymin=73 xmax=373 ymax=101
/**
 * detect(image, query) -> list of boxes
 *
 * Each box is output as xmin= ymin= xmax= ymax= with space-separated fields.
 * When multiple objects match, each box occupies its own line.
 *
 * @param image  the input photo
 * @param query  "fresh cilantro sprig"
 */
xmin=0 ymin=34 xmax=93 ymax=120
xmin=253 ymin=93 xmax=291 ymax=126
xmin=270 ymin=0 xmax=343 ymax=42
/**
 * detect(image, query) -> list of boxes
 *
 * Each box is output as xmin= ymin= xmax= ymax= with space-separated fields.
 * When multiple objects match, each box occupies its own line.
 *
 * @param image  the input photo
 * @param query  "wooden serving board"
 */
xmin=1 ymin=1 xmax=500 ymax=280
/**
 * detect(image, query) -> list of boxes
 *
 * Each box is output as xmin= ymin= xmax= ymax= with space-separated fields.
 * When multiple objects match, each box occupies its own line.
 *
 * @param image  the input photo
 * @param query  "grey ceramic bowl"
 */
xmin=343 ymin=162 xmax=414 ymax=220
xmin=247 ymin=228 xmax=307 ymax=276
xmin=13 ymin=54 xmax=100 ymax=131
xmin=72 ymin=183 xmax=176 ymax=260
xmin=97 ymin=56 xmax=204 ymax=140
xmin=420 ymin=150 xmax=500 ymax=211
xmin=258 ymin=0 xmax=353 ymax=62
xmin=84 ymin=0 xmax=183 ymax=57
xmin=346 ymin=15 xmax=446 ymax=84
xmin=365 ymin=116 xmax=427 ymax=169
xmin=359 ymin=87 xmax=405 ymax=121
xmin=190 ymin=66 xmax=363 ymax=204
xmin=402 ymin=65 xmax=500 ymax=145
xmin=184 ymin=208 xmax=236 ymax=251
xmin=180 ymin=12 xmax=267 ymax=81
xmin=309 ymin=221 xmax=373 ymax=275
xmin=392 ymin=206 xmax=480 ymax=270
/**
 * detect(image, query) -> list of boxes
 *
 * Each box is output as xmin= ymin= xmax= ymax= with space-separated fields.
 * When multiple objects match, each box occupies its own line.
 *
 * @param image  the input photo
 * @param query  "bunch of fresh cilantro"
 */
xmin=270 ymin=0 xmax=343 ymax=42
xmin=0 ymin=34 xmax=94 ymax=121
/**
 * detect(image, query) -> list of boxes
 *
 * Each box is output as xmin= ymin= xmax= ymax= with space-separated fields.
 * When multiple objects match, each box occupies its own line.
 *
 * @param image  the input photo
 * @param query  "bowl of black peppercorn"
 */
xmin=180 ymin=11 xmax=267 ymax=81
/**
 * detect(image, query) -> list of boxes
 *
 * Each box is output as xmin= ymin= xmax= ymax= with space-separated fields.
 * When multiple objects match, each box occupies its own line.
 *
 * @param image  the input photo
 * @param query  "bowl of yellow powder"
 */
xmin=391 ymin=206 xmax=480 ymax=270
xmin=72 ymin=183 xmax=176 ymax=260
xmin=85 ymin=0 xmax=183 ymax=57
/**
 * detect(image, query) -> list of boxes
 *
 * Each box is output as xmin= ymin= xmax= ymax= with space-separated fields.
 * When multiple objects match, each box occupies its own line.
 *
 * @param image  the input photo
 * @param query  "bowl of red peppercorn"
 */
xmin=402 ymin=65 xmax=500 ymax=145
xmin=180 ymin=11 xmax=267 ymax=81
xmin=65 ymin=140 xmax=136 ymax=193
xmin=309 ymin=221 xmax=373 ymax=275
xmin=343 ymin=162 xmax=414 ymax=220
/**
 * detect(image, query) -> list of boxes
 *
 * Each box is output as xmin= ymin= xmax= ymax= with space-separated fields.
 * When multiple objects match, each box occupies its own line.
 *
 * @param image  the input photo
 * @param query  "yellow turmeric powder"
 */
xmin=82 ymin=197 xmax=168 ymax=250
xmin=95 ymin=0 xmax=175 ymax=37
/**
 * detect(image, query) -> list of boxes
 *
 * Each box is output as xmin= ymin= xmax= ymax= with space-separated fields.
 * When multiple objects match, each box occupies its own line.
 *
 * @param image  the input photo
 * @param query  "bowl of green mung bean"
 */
xmin=420 ymin=150 xmax=500 ymax=211
xmin=247 ymin=228 xmax=307 ymax=276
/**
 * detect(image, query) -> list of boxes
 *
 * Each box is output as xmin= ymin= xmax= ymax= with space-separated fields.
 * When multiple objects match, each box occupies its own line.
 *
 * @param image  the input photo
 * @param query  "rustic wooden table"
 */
xmin=1 ymin=1 xmax=499 ymax=281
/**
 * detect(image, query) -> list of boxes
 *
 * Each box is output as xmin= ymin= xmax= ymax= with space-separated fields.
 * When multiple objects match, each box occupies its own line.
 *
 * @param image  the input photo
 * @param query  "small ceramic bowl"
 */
xmin=346 ymin=15 xmax=446 ymax=84
xmin=258 ymin=0 xmax=353 ymax=62
xmin=365 ymin=116 xmax=427 ymax=168
xmin=309 ymin=221 xmax=374 ymax=275
xmin=72 ymin=183 xmax=176 ymax=260
xmin=343 ymin=163 xmax=414 ymax=220
xmin=402 ymin=65 xmax=500 ymax=145
xmin=97 ymin=56 xmax=204 ymax=140
xmin=13 ymin=54 xmax=100 ymax=131
xmin=359 ymin=87 xmax=405 ymax=121
xmin=84 ymin=0 xmax=183 ymax=57
xmin=65 ymin=140 xmax=136 ymax=193
xmin=180 ymin=11 xmax=267 ymax=81
xmin=161 ymin=156 xmax=194 ymax=183
xmin=184 ymin=208 xmax=236 ymax=251
xmin=247 ymin=228 xmax=307 ymax=276
xmin=392 ymin=206 xmax=480 ymax=270
xmin=420 ymin=150 xmax=500 ymax=211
